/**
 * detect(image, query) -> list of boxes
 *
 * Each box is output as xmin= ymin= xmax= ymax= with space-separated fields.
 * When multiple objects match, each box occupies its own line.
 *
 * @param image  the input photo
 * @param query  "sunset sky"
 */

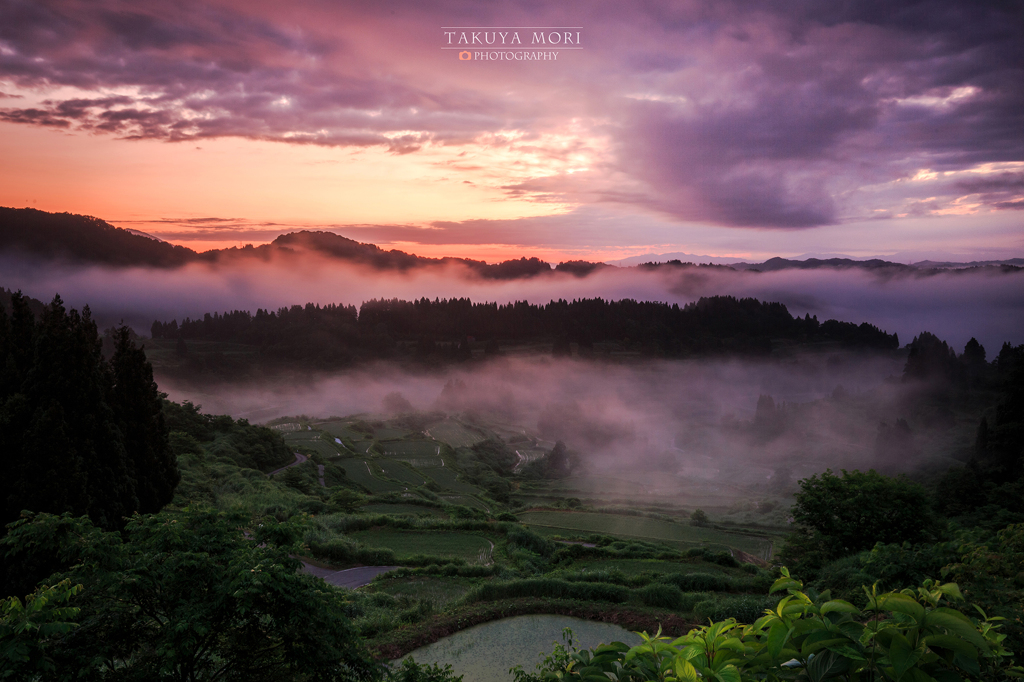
xmin=1 ymin=0 xmax=1021 ymax=262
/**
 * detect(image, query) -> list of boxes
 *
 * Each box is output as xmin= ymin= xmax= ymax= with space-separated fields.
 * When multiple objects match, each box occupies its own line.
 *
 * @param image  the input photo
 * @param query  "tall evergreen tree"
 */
xmin=0 ymin=294 xmax=178 ymax=538
xmin=109 ymin=326 xmax=179 ymax=513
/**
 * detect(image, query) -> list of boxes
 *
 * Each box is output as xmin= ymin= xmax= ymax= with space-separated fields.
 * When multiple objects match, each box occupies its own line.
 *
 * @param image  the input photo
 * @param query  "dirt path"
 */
xmin=267 ymin=452 xmax=308 ymax=476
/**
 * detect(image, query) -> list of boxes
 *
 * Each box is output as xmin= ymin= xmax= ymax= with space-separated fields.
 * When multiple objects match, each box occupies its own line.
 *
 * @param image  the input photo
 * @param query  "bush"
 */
xmin=693 ymin=594 xmax=777 ymax=623
xmin=308 ymin=537 xmax=398 ymax=566
xmin=506 ymin=528 xmax=554 ymax=557
xmin=662 ymin=572 xmax=728 ymax=592
xmin=678 ymin=591 xmax=713 ymax=611
xmin=462 ymin=579 xmax=630 ymax=604
xmin=637 ymin=583 xmax=685 ymax=609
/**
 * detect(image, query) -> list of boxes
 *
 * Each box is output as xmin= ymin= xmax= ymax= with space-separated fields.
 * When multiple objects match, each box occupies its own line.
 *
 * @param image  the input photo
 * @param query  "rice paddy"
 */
xmin=360 ymin=503 xmax=446 ymax=516
xmin=518 ymin=511 xmax=770 ymax=555
xmin=423 ymin=466 xmax=486 ymax=495
xmin=375 ymin=459 xmax=429 ymax=486
xmin=425 ymin=420 xmax=487 ymax=448
xmin=335 ymin=459 xmax=405 ymax=493
xmin=380 ymin=440 xmax=441 ymax=457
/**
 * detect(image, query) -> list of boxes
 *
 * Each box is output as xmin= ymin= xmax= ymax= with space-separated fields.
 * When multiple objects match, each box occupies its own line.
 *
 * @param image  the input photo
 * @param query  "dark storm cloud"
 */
xmin=0 ymin=0 xmax=1021 ymax=228
xmin=611 ymin=0 xmax=1024 ymax=227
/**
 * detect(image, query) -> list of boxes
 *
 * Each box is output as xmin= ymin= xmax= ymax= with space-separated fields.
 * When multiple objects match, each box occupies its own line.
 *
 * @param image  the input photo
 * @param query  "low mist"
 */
xmin=158 ymin=351 xmax=940 ymax=510
xmin=2 ymin=254 xmax=1021 ymax=352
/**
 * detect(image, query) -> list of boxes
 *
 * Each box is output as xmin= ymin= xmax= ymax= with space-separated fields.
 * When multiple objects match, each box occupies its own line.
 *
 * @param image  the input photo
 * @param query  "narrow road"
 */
xmin=268 ymin=452 xmax=308 ymax=476
xmin=301 ymin=563 xmax=401 ymax=589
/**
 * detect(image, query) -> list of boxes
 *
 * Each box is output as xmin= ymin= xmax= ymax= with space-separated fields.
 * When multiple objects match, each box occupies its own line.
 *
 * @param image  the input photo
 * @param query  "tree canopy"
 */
xmin=1 ymin=509 xmax=379 ymax=682
xmin=0 ymin=292 xmax=179 ymax=594
xmin=782 ymin=469 xmax=937 ymax=575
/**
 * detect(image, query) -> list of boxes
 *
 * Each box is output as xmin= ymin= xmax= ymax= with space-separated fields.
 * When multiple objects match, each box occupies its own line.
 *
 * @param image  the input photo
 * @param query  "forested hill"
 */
xmin=149 ymin=295 xmax=899 ymax=376
xmin=5 ymin=207 xmax=1021 ymax=279
xmin=0 ymin=287 xmax=45 ymax=318
xmin=0 ymin=207 xmax=581 ymax=279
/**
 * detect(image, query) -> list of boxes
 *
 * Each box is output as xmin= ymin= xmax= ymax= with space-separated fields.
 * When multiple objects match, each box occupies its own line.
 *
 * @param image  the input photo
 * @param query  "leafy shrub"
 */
xmin=662 ymin=572 xmax=728 ymax=592
xmin=637 ymin=583 xmax=685 ymax=609
xmin=517 ymin=571 xmax=1022 ymax=682
xmin=462 ymin=579 xmax=630 ymax=604
xmin=678 ymin=591 xmax=713 ymax=611
xmin=506 ymin=528 xmax=554 ymax=556
xmin=693 ymin=594 xmax=777 ymax=623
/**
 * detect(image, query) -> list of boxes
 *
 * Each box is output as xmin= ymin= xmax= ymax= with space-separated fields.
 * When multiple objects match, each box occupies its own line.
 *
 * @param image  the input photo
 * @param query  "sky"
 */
xmin=1 ymin=0 xmax=1022 ymax=263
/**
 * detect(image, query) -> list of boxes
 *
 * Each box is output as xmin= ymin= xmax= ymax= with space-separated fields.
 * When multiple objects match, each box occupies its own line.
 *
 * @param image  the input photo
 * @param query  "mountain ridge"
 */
xmin=1 ymin=207 xmax=1021 ymax=278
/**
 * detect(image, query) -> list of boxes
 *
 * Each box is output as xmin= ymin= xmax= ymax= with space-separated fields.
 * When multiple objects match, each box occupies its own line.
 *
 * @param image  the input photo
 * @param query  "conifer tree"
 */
xmin=109 ymin=326 xmax=179 ymax=513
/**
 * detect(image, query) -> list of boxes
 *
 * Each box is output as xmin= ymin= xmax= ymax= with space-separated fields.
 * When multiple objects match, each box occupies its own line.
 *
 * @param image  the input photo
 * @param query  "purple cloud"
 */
xmin=0 ymin=0 xmax=1021 ymax=229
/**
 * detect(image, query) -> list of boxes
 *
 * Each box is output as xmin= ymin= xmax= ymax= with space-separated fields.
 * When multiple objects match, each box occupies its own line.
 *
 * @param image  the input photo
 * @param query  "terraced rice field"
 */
xmin=564 ymin=558 xmax=739 ymax=576
xmin=440 ymin=495 xmax=489 ymax=511
xmin=380 ymin=440 xmax=441 ymax=457
xmin=513 ymin=448 xmax=547 ymax=472
xmin=519 ymin=511 xmax=769 ymax=555
xmin=389 ymin=455 xmax=443 ymax=468
xmin=349 ymin=529 xmax=492 ymax=561
xmin=292 ymin=439 xmax=343 ymax=458
xmin=283 ymin=431 xmax=322 ymax=443
xmin=360 ymin=503 xmax=446 ymax=517
xmin=541 ymin=476 xmax=647 ymax=496
xmin=318 ymin=421 xmax=374 ymax=442
xmin=374 ymin=427 xmax=414 ymax=440
xmin=423 ymin=466 xmax=486 ymax=495
xmin=270 ymin=422 xmax=304 ymax=432
xmin=375 ymin=459 xmax=429 ymax=486
xmin=335 ymin=459 xmax=404 ymax=493
xmin=426 ymin=420 xmax=487 ymax=448
xmin=369 ymin=576 xmax=473 ymax=608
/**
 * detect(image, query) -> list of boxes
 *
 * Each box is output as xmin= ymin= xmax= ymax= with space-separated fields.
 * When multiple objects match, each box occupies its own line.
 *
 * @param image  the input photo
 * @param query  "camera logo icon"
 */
xmin=458 ymin=51 xmax=472 ymax=60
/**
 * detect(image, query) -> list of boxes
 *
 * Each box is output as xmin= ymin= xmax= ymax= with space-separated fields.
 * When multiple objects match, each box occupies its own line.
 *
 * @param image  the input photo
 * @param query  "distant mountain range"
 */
xmin=611 ymin=251 xmax=1024 ymax=270
xmin=1 ymin=207 xmax=1020 ymax=278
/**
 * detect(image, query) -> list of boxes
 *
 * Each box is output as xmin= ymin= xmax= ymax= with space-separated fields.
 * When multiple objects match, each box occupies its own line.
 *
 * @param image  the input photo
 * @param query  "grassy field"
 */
xmin=380 ymin=440 xmax=441 ymax=457
xmin=425 ymin=420 xmax=487 ymax=448
xmin=336 ymin=460 xmax=405 ymax=493
xmin=350 ymin=530 xmax=493 ymax=562
xmin=368 ymin=576 xmax=475 ymax=609
xmin=519 ymin=511 xmax=769 ymax=555
xmin=360 ymin=503 xmax=446 ymax=517
xmin=376 ymin=459 xmax=429 ymax=486
xmin=423 ymin=466 xmax=486 ymax=495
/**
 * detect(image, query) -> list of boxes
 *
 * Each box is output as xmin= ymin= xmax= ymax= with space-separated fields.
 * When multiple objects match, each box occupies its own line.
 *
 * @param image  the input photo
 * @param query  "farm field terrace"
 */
xmin=169 ymin=406 xmax=805 ymax=659
xmin=519 ymin=511 xmax=775 ymax=557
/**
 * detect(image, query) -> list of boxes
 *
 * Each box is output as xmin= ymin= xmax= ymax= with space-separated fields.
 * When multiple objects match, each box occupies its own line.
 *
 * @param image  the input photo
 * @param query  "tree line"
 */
xmin=150 ymin=295 xmax=900 ymax=372
xmin=0 ymin=292 xmax=180 ymax=594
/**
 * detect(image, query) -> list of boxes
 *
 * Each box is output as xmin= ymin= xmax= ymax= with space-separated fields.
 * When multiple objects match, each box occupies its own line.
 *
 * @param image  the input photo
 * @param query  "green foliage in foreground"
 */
xmin=0 ymin=509 xmax=379 ymax=682
xmin=513 ymin=569 xmax=1021 ymax=682
xmin=782 ymin=469 xmax=938 ymax=578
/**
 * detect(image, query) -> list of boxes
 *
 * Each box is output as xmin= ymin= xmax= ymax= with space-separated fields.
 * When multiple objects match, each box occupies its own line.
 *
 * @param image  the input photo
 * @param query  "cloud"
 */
xmin=0 ymin=0 xmax=1021 ymax=231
